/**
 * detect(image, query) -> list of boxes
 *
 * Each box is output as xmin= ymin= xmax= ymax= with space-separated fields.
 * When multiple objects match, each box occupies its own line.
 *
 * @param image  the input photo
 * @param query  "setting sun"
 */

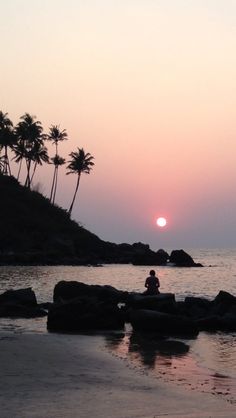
xmin=156 ymin=217 xmax=167 ymax=227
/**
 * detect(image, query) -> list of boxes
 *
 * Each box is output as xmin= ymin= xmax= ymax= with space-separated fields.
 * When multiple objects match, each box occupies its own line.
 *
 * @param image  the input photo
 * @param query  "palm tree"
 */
xmin=66 ymin=148 xmax=94 ymax=216
xmin=14 ymin=113 xmax=44 ymax=187
xmin=30 ymin=142 xmax=49 ymax=185
xmin=0 ymin=111 xmax=15 ymax=176
xmin=46 ymin=125 xmax=68 ymax=155
xmin=46 ymin=125 xmax=68 ymax=202
xmin=50 ymin=155 xmax=66 ymax=204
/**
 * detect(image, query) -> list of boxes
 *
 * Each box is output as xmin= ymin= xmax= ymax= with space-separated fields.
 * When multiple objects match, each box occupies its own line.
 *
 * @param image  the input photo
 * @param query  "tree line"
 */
xmin=0 ymin=111 xmax=94 ymax=216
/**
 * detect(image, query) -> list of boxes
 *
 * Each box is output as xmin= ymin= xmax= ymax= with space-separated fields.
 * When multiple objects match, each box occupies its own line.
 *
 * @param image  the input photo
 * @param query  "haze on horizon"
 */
xmin=1 ymin=0 xmax=236 ymax=250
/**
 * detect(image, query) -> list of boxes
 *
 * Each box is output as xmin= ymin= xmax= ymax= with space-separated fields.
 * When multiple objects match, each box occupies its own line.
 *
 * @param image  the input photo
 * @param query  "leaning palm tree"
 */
xmin=14 ymin=113 xmax=44 ymax=187
xmin=50 ymin=155 xmax=66 ymax=204
xmin=0 ymin=111 xmax=15 ymax=176
xmin=66 ymin=148 xmax=94 ymax=216
xmin=46 ymin=125 xmax=68 ymax=202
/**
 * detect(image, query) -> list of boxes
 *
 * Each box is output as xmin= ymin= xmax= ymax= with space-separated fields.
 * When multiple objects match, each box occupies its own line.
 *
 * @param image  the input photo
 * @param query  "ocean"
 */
xmin=0 ymin=248 xmax=235 ymax=404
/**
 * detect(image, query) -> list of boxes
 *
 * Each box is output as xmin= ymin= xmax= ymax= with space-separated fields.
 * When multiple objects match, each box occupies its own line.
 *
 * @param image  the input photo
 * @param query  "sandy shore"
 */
xmin=0 ymin=332 xmax=235 ymax=418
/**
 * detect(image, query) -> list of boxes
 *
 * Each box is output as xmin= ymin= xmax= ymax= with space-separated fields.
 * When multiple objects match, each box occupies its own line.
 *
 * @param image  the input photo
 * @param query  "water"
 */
xmin=0 ymin=248 xmax=236 ymax=404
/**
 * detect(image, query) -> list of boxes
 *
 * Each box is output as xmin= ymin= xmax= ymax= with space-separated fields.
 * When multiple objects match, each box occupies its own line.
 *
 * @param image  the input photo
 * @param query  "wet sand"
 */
xmin=0 ymin=332 xmax=235 ymax=418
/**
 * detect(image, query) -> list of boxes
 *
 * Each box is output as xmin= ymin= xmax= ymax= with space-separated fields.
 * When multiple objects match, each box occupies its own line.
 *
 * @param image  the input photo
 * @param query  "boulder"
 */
xmin=196 ymin=315 xmax=221 ymax=331
xmin=132 ymin=250 xmax=167 ymax=266
xmin=183 ymin=296 xmax=211 ymax=318
xmin=156 ymin=249 xmax=169 ymax=264
xmin=130 ymin=309 xmax=199 ymax=336
xmin=219 ymin=313 xmax=236 ymax=331
xmin=53 ymin=280 xmax=128 ymax=303
xmin=47 ymin=296 xmax=125 ymax=332
xmin=196 ymin=314 xmax=236 ymax=332
xmin=127 ymin=293 xmax=176 ymax=314
xmin=169 ymin=250 xmax=203 ymax=267
xmin=209 ymin=291 xmax=236 ymax=316
xmin=0 ymin=304 xmax=47 ymax=318
xmin=0 ymin=287 xmax=37 ymax=307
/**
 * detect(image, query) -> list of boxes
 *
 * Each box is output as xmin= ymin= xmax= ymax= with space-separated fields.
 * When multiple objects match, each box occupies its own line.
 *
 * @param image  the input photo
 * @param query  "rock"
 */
xmin=53 ymin=280 xmax=128 ymax=303
xmin=169 ymin=250 xmax=203 ymax=267
xmin=47 ymin=296 xmax=125 ymax=332
xmin=184 ymin=297 xmax=211 ymax=318
xmin=127 ymin=293 xmax=176 ymax=314
xmin=213 ymin=290 xmax=236 ymax=306
xmin=0 ymin=287 xmax=37 ymax=307
xmin=132 ymin=250 xmax=168 ymax=266
xmin=130 ymin=309 xmax=199 ymax=336
xmin=196 ymin=315 xmax=221 ymax=331
xmin=196 ymin=313 xmax=236 ymax=332
xmin=210 ymin=291 xmax=236 ymax=316
xmin=156 ymin=249 xmax=169 ymax=263
xmin=0 ymin=304 xmax=47 ymax=318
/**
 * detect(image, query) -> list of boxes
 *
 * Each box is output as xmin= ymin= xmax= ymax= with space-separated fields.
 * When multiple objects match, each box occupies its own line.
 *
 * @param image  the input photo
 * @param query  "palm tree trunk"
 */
xmin=68 ymin=173 xmax=81 ymax=216
xmin=3 ymin=146 xmax=11 ymax=176
xmin=50 ymin=166 xmax=57 ymax=202
xmin=52 ymin=166 xmax=58 ymax=204
xmin=17 ymin=158 xmax=23 ymax=180
xmin=25 ymin=159 xmax=31 ymax=188
xmin=30 ymin=162 xmax=37 ymax=185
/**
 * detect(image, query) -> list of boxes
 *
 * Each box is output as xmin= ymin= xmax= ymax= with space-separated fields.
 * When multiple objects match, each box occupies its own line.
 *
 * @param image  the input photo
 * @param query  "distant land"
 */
xmin=0 ymin=174 xmax=200 ymax=266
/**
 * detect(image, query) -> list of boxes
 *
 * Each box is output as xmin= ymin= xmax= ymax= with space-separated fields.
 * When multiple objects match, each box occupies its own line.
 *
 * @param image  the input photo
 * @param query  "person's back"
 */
xmin=144 ymin=270 xmax=160 ymax=295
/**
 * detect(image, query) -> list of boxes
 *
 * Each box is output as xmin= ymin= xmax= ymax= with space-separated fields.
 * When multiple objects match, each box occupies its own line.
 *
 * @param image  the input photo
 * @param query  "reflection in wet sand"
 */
xmin=104 ymin=327 xmax=236 ymax=405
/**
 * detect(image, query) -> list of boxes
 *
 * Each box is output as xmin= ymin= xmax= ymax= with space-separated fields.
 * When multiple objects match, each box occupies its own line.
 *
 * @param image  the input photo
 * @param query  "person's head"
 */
xmin=149 ymin=269 xmax=156 ymax=276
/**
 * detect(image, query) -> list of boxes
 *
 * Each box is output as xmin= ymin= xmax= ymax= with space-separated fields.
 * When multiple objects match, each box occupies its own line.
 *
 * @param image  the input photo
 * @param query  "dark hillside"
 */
xmin=0 ymin=175 xmax=172 ymax=265
xmin=0 ymin=174 xmax=106 ymax=264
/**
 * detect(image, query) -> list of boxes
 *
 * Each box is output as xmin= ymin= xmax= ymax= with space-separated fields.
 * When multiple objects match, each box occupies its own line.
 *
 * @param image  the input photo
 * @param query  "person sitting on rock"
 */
xmin=144 ymin=270 xmax=160 ymax=295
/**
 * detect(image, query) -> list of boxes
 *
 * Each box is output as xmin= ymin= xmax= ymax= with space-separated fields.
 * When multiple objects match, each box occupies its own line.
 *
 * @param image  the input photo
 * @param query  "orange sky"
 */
xmin=2 ymin=1 xmax=236 ymax=249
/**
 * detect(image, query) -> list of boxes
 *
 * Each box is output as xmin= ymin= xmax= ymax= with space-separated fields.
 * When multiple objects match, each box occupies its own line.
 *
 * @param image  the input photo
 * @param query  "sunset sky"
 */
xmin=2 ymin=0 xmax=236 ymax=250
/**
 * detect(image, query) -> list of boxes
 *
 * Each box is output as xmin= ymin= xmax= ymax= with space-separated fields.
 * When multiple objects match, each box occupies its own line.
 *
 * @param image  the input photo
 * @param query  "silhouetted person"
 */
xmin=144 ymin=270 xmax=160 ymax=295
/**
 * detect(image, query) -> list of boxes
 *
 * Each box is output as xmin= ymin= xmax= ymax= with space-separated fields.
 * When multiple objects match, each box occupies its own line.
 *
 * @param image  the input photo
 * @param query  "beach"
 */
xmin=0 ymin=332 xmax=235 ymax=418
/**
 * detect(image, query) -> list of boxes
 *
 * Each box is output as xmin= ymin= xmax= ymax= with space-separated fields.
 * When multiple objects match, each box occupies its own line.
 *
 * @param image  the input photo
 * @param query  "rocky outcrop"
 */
xmin=0 ymin=287 xmax=37 ymax=306
xmin=49 ymin=282 xmax=236 ymax=334
xmin=0 ymin=287 xmax=47 ymax=318
xmin=47 ymin=296 xmax=125 ymax=332
xmin=132 ymin=247 xmax=169 ymax=266
xmin=53 ymin=280 xmax=129 ymax=303
xmin=127 ymin=293 xmax=177 ymax=314
xmin=169 ymin=249 xmax=203 ymax=267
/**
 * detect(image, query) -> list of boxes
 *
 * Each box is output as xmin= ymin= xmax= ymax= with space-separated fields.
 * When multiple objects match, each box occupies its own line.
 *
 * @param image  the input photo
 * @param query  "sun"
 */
xmin=156 ymin=217 xmax=167 ymax=228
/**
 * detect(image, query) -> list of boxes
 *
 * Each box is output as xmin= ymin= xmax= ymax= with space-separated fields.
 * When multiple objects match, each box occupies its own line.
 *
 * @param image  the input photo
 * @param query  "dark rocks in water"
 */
xmin=0 ymin=304 xmax=47 ymax=318
xmin=132 ymin=250 xmax=168 ymax=266
xmin=47 ymin=296 xmax=125 ymax=332
xmin=169 ymin=249 xmax=203 ymax=267
xmin=0 ymin=287 xmax=47 ymax=318
xmin=127 ymin=293 xmax=177 ymax=314
xmin=53 ymin=280 xmax=129 ymax=304
xmin=196 ymin=314 xmax=236 ymax=332
xmin=129 ymin=309 xmax=199 ymax=336
xmin=182 ymin=296 xmax=212 ymax=318
xmin=0 ymin=287 xmax=37 ymax=307
xmin=156 ymin=249 xmax=169 ymax=263
xmin=211 ymin=290 xmax=236 ymax=314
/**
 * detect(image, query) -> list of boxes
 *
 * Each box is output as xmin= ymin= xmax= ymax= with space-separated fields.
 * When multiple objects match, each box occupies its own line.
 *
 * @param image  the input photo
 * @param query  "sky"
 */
xmin=1 ymin=0 xmax=236 ymax=250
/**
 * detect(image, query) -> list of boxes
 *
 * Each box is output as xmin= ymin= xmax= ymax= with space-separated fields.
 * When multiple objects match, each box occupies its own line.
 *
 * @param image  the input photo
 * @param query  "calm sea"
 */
xmin=0 ymin=248 xmax=235 ymax=404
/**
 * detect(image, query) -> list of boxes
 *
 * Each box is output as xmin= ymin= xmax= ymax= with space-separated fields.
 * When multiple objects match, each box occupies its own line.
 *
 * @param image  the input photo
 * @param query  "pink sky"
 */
xmin=2 ymin=1 xmax=236 ymax=249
